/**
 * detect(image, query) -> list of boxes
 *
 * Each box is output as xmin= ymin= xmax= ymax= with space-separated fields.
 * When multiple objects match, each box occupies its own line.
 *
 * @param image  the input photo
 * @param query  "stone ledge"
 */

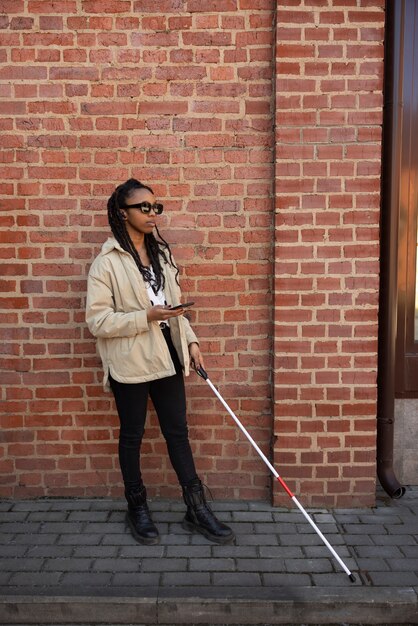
xmin=0 ymin=588 xmax=417 ymax=625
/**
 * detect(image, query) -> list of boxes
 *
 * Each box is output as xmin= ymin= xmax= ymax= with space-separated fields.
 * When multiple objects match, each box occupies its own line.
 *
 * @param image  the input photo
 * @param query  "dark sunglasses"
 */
xmin=123 ymin=201 xmax=164 ymax=215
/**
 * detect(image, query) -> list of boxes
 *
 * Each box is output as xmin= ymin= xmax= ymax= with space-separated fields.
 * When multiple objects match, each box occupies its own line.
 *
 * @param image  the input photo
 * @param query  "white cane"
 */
xmin=196 ymin=367 xmax=356 ymax=582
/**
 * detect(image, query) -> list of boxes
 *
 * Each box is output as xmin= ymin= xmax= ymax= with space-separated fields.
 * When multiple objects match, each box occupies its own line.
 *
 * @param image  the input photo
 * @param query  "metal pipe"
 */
xmin=377 ymin=0 xmax=405 ymax=499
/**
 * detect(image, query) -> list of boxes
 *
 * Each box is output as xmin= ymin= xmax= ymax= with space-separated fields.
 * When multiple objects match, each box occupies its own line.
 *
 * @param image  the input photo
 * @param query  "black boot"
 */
xmin=125 ymin=485 xmax=159 ymax=545
xmin=182 ymin=478 xmax=235 ymax=545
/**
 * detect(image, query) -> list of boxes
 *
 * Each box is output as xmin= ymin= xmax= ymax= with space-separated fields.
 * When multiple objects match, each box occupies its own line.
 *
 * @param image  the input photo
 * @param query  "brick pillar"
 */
xmin=273 ymin=0 xmax=385 ymax=507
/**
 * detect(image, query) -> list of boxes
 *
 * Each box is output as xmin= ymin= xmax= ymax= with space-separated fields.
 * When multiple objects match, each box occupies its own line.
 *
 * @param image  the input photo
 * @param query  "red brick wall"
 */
xmin=1 ymin=0 xmax=385 ymax=506
xmin=274 ymin=0 xmax=385 ymax=507
xmin=0 ymin=0 xmax=275 ymax=498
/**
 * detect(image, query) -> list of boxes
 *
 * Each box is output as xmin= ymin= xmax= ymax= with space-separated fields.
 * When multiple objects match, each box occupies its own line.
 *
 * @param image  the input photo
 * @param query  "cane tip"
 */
xmin=349 ymin=573 xmax=356 ymax=583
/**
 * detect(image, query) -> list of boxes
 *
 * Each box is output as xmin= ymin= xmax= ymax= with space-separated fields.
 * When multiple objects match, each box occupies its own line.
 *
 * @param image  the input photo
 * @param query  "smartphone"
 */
xmin=169 ymin=301 xmax=195 ymax=311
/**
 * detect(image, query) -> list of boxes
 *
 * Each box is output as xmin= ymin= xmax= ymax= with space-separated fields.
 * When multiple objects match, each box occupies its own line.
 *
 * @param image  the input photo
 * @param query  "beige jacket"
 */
xmin=86 ymin=237 xmax=198 ymax=391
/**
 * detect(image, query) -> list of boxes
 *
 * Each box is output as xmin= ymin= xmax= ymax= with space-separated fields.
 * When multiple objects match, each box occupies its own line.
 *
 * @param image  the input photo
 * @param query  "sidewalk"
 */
xmin=0 ymin=486 xmax=417 ymax=625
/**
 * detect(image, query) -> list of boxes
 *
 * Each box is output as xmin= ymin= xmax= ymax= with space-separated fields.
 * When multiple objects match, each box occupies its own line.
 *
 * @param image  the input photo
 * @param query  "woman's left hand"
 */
xmin=189 ymin=342 xmax=204 ymax=372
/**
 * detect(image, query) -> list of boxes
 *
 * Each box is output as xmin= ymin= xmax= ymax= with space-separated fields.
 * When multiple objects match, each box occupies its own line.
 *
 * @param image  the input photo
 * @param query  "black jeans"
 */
xmin=109 ymin=327 xmax=198 ymax=492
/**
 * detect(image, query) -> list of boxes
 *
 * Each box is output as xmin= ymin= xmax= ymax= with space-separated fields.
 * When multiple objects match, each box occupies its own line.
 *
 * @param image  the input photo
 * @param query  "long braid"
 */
xmin=107 ymin=178 xmax=179 ymax=290
xmin=154 ymin=224 xmax=180 ymax=286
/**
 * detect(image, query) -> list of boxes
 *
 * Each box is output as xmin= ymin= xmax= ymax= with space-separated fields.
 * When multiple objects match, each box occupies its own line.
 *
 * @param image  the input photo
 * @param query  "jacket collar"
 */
xmin=101 ymin=237 xmax=127 ymax=256
xmin=101 ymin=236 xmax=171 ymax=278
xmin=101 ymin=237 xmax=169 ymax=268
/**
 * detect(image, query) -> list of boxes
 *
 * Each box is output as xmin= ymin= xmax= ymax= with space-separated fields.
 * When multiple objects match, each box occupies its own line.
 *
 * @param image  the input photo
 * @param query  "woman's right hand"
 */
xmin=146 ymin=305 xmax=185 ymax=323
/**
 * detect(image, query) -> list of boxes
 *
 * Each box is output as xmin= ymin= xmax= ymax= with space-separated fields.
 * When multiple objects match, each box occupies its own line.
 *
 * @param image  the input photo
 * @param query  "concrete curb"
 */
xmin=1 ymin=588 xmax=417 ymax=625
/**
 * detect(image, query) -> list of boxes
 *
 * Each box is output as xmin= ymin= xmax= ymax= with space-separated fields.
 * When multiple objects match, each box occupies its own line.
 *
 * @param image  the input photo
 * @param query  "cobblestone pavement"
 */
xmin=0 ymin=486 xmax=417 ymax=624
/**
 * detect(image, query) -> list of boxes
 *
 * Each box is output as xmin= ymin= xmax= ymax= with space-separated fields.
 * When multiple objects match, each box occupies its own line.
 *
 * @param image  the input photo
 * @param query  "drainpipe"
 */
xmin=376 ymin=0 xmax=405 ymax=499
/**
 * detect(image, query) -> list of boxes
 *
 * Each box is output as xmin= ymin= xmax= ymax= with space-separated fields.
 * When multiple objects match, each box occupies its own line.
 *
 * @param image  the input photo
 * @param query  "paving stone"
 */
xmin=81 ymin=522 xmax=125 ymax=533
xmin=141 ymin=558 xmax=188 ymax=572
xmin=8 ymin=571 xmax=62 ymax=586
xmin=354 ymin=545 xmax=404 ymax=558
xmin=268 ymin=522 xmax=298 ymax=534
xmin=279 ymin=533 xmax=331 ymax=546
xmin=248 ymin=502 xmax=270 ymax=511
xmin=189 ymin=533 xmax=221 ymax=545
xmin=311 ymin=572 xmax=363 ymax=586
xmin=0 ymin=558 xmax=45 ymax=571
xmin=24 ymin=545 xmax=73 ymax=558
xmin=49 ymin=500 xmax=90 ymax=511
xmin=118 ymin=544 xmax=165 ymax=558
xmin=341 ymin=524 xmax=389 ymax=535
xmin=285 ymin=558 xmax=334 ymax=573
xmin=296 ymin=522 xmax=339 ymax=535
xmin=231 ymin=511 xmax=273 ymax=522
xmin=262 ymin=572 xmax=312 ymax=586
xmin=112 ymin=572 xmax=160 ymax=586
xmin=93 ymin=558 xmax=140 ymax=572
xmin=367 ymin=570 xmax=418 ymax=586
xmin=166 ymin=521 xmax=188 ymax=534
xmin=11 ymin=533 xmax=59 ymax=545
xmin=159 ymin=533 xmax=189 ymax=545
xmin=211 ymin=501 xmax=249 ymax=511
xmin=0 ymin=572 xmax=12 ymax=585
xmin=149 ymin=499 xmax=171 ymax=512
xmin=303 ymin=545 xmax=352 ymax=558
xmin=0 ymin=511 xmax=29 ymax=522
xmin=373 ymin=534 xmax=416 ymax=546
xmin=1 ymin=545 xmax=28 ymax=557
xmin=259 ymin=545 xmax=304 ymax=558
xmin=164 ymin=500 xmax=184 ymax=512
xmin=212 ymin=572 xmax=262 ymax=586
xmin=272 ymin=512 xmax=305 ymax=522
xmin=236 ymin=558 xmax=285 ymax=572
xmin=386 ymin=557 xmax=418 ymax=571
xmin=212 ymin=544 xmax=258 ymax=558
xmin=162 ymin=571 xmax=210 ymax=586
xmin=355 ymin=557 xmax=391 ymax=571
xmin=359 ymin=513 xmax=403 ymax=524
xmin=0 ymin=534 xmax=15 ymax=544
xmin=208 ymin=512 xmax=234 ymax=523
xmin=58 ymin=533 xmax=103 ymax=545
xmin=1 ymin=522 xmax=41 ymax=534
xmin=333 ymin=509 xmax=362 ymax=518
xmin=10 ymin=501 xmax=52 ymax=512
xmin=237 ymin=533 xmax=279 ymax=545
xmin=253 ymin=522 xmax=281 ymax=534
xmin=68 ymin=510 xmax=109 ymax=522
xmin=39 ymin=522 xmax=85 ymax=534
xmin=91 ymin=499 xmax=123 ymax=511
xmin=151 ymin=511 xmax=183 ymax=523
xmin=60 ymin=572 xmax=113 ymax=586
xmin=340 ymin=533 xmax=374 ymax=546
xmin=384 ymin=523 xmax=418 ymax=535
xmin=312 ymin=513 xmax=335 ymax=523
xmin=102 ymin=533 xmax=135 ymax=545
xmin=43 ymin=558 xmax=92 ymax=572
xmin=189 ymin=558 xmax=235 ymax=572
xmin=400 ymin=544 xmax=418 ymax=557
xmin=73 ymin=545 xmax=118 ymax=558
xmin=27 ymin=511 xmax=68 ymax=522
xmin=228 ymin=522 xmax=254 ymax=533
xmin=166 ymin=545 xmax=211 ymax=557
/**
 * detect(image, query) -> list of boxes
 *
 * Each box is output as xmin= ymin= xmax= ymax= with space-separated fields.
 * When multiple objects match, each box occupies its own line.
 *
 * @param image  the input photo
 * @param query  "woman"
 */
xmin=86 ymin=178 xmax=234 ymax=546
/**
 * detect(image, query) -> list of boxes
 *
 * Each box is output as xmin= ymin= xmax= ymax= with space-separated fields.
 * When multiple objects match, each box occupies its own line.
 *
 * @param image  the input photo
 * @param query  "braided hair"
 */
xmin=107 ymin=178 xmax=179 ymax=293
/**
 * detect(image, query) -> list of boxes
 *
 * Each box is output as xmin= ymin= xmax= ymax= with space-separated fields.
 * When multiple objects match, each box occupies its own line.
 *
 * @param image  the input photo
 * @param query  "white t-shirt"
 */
xmin=145 ymin=267 xmax=168 ymax=321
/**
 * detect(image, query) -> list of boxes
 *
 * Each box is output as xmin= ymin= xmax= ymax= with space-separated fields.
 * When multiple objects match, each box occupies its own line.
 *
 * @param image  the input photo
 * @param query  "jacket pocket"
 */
xmin=104 ymin=329 xmax=173 ymax=381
